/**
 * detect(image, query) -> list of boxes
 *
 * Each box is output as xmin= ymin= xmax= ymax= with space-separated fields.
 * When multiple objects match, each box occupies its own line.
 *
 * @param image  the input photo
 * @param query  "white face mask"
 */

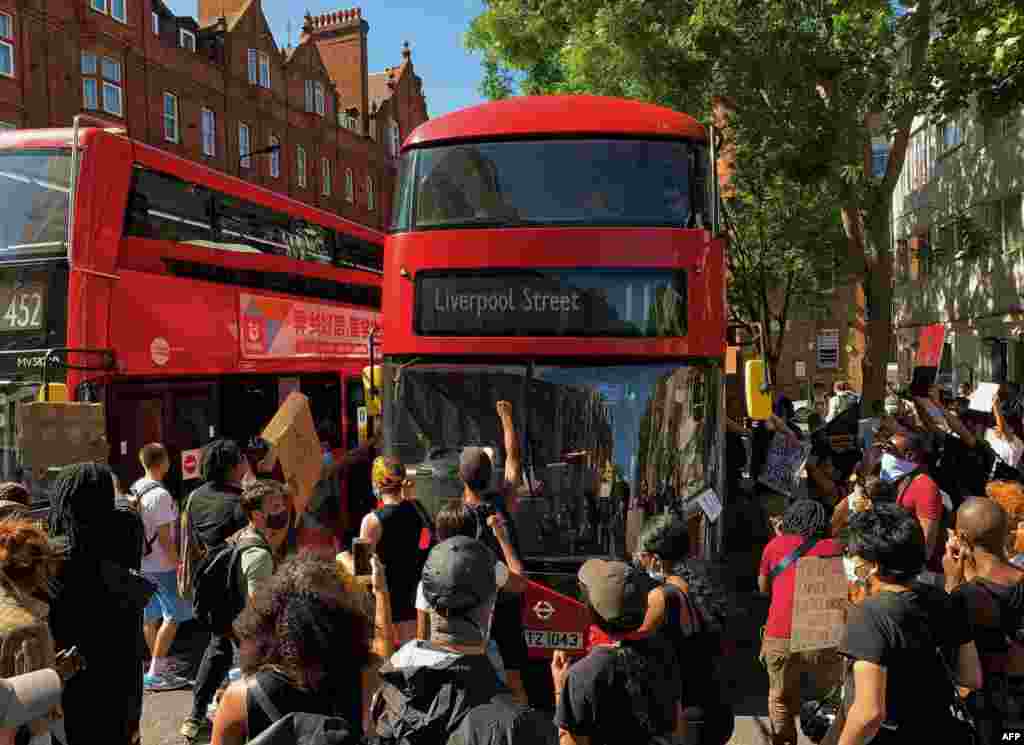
xmin=880 ymin=453 xmax=916 ymax=483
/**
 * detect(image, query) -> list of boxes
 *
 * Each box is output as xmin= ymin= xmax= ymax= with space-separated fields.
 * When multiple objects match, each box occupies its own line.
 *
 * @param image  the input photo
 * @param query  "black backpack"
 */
xmin=127 ymin=481 xmax=166 ymax=559
xmin=446 ymin=694 xmax=557 ymax=745
xmin=191 ymin=532 xmax=268 ymax=633
xmin=246 ymin=677 xmax=369 ymax=745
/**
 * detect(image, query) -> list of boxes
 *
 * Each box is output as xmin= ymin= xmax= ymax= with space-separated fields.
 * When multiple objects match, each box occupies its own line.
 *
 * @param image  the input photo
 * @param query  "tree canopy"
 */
xmin=465 ymin=0 xmax=1018 ymax=402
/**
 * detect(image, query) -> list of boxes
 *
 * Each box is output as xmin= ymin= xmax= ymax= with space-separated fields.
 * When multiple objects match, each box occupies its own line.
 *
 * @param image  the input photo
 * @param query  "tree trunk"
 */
xmin=859 ymin=215 xmax=894 ymax=409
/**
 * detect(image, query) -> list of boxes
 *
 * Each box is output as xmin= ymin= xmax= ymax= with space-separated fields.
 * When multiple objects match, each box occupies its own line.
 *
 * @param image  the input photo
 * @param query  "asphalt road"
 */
xmin=141 ymin=551 xmax=813 ymax=745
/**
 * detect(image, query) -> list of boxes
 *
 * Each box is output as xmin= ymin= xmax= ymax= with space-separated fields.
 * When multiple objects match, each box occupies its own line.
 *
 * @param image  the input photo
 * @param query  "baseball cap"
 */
xmin=372 ymin=456 xmax=407 ymax=491
xmin=578 ymin=559 xmax=649 ymax=631
xmin=0 ymin=669 xmax=61 ymax=728
xmin=421 ymin=536 xmax=496 ymax=613
xmin=459 ymin=447 xmax=492 ymax=489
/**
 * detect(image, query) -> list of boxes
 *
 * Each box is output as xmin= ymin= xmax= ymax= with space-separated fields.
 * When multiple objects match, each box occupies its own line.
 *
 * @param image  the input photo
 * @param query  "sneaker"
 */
xmin=144 ymin=671 xmax=191 ymax=692
xmin=179 ymin=718 xmax=204 ymax=741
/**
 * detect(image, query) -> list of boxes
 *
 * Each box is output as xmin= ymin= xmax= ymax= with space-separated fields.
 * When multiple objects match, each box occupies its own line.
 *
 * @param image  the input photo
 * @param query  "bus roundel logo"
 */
xmin=533 ymin=601 xmax=555 ymax=621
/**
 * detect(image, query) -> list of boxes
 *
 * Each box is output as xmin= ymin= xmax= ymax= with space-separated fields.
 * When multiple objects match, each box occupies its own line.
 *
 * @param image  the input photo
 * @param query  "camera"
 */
xmin=800 ymin=699 xmax=839 ymax=743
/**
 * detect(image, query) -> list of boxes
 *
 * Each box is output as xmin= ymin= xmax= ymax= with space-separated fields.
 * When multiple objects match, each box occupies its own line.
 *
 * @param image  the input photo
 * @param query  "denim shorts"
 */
xmin=143 ymin=569 xmax=192 ymax=623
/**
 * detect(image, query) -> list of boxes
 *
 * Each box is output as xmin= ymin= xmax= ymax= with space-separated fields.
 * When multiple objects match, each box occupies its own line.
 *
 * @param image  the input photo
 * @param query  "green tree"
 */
xmin=724 ymin=129 xmax=847 ymax=385
xmin=466 ymin=0 xmax=1013 ymax=403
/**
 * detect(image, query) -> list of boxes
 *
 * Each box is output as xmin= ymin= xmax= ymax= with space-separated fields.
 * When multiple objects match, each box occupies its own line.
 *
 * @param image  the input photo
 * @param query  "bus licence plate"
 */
xmin=524 ymin=630 xmax=583 ymax=649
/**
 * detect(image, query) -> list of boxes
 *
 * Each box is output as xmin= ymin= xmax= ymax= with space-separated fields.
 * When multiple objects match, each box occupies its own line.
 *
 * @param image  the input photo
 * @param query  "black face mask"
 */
xmin=265 ymin=511 xmax=289 ymax=530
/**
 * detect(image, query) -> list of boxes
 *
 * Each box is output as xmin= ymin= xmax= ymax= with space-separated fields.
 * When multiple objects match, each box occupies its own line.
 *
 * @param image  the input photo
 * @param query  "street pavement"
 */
xmin=141 ymin=550 xmax=813 ymax=745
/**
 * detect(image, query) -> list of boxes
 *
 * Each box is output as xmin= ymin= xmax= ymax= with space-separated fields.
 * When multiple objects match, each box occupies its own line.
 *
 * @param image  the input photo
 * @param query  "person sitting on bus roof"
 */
xmin=460 ymin=400 xmax=530 ymax=704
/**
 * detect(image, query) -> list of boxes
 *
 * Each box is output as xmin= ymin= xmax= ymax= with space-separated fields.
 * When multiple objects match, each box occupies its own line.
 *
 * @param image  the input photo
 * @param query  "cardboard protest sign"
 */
xmin=969 ymin=382 xmax=1000 ymax=413
xmin=16 ymin=402 xmax=108 ymax=477
xmin=790 ymin=556 xmax=848 ymax=652
xmin=261 ymin=392 xmax=322 ymax=513
xmin=758 ymin=433 xmax=812 ymax=496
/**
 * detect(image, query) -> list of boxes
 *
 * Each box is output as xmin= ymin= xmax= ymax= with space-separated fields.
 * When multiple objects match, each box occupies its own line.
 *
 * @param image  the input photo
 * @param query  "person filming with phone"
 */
xmin=944 ymin=497 xmax=1024 ymax=745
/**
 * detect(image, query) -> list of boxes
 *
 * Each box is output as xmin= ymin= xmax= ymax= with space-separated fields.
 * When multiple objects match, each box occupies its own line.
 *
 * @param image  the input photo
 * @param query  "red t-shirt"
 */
xmin=897 ymin=473 xmax=945 ymax=572
xmin=760 ymin=534 xmax=843 ymax=639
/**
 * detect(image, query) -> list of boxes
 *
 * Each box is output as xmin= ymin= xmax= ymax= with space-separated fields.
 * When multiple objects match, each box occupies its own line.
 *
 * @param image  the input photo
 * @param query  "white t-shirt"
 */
xmin=415 ymin=560 xmax=509 ymax=612
xmin=987 ymin=428 xmax=1024 ymax=468
xmin=132 ymin=478 xmax=177 ymax=574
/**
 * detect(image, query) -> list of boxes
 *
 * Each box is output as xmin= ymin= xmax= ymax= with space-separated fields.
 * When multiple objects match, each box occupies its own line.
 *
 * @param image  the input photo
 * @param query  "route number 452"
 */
xmin=3 ymin=292 xmax=42 ymax=329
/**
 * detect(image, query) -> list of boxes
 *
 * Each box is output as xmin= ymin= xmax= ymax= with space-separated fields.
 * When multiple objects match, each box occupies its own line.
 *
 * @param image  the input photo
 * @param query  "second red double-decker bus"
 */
xmin=0 ymin=122 xmax=384 ymax=520
xmin=382 ymin=94 xmax=727 ymax=678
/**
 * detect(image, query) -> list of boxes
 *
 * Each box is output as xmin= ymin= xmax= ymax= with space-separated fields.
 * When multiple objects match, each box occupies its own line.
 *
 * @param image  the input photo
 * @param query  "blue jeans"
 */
xmin=143 ymin=570 xmax=192 ymax=624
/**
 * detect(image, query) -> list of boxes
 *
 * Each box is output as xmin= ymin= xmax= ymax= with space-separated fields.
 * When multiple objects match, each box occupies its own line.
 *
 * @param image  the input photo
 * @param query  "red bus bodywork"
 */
xmin=0 ymin=128 xmax=383 ymax=552
xmin=383 ymin=95 xmax=727 ymax=667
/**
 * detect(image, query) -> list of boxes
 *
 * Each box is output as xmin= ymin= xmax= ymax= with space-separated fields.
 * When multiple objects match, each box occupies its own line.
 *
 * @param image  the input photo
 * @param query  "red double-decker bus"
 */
xmin=382 ymin=95 xmax=727 ymax=670
xmin=0 ymin=121 xmax=383 ymax=512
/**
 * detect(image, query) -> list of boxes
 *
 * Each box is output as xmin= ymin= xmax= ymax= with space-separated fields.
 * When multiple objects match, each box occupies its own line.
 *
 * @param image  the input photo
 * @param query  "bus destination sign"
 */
xmin=415 ymin=269 xmax=687 ymax=338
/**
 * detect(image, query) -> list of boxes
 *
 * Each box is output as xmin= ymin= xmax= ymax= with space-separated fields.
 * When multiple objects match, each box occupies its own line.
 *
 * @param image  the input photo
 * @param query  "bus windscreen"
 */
xmin=395 ymin=139 xmax=705 ymax=231
xmin=0 ymin=150 xmax=70 ymax=261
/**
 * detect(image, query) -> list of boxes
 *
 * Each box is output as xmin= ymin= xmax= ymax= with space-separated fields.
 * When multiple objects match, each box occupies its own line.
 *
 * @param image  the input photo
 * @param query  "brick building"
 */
xmin=0 ymin=0 xmax=429 ymax=230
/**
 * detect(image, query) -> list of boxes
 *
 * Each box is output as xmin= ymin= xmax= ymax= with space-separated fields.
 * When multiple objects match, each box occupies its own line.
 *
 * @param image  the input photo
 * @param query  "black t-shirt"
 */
xmin=188 ymin=481 xmax=247 ymax=549
xmin=375 ymin=500 xmax=425 ymax=622
xmin=839 ymin=582 xmax=972 ymax=733
xmin=554 ymin=635 xmax=682 ymax=744
xmin=954 ymin=577 xmax=1024 ymax=673
xmin=246 ymin=669 xmax=340 ymax=739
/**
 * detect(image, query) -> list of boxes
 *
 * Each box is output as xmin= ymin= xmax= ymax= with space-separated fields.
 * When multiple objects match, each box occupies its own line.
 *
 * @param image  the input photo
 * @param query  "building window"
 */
xmin=296 ymin=146 xmax=306 ymax=188
xmin=91 ymin=0 xmax=126 ymax=23
xmin=269 ymin=135 xmax=280 ymax=178
xmin=82 ymin=53 xmax=123 ymax=117
xmin=179 ymin=29 xmax=196 ymax=52
xmin=0 ymin=13 xmax=14 ymax=78
xmin=940 ymin=116 xmax=962 ymax=151
xmin=305 ymin=81 xmax=324 ymax=115
xmin=247 ymin=49 xmax=258 ymax=84
xmin=388 ymin=119 xmax=400 ymax=158
xmin=151 ymin=11 xmax=159 ymax=35
xmin=367 ymin=175 xmax=375 ymax=211
xmin=871 ymin=143 xmax=889 ymax=179
xmin=258 ymin=52 xmax=270 ymax=88
xmin=238 ymin=122 xmax=251 ymax=169
xmin=201 ymin=108 xmax=215 ymax=157
xmin=163 ymin=92 xmax=179 ymax=143
xmin=345 ymin=168 xmax=354 ymax=203
xmin=321 ymin=158 xmax=331 ymax=196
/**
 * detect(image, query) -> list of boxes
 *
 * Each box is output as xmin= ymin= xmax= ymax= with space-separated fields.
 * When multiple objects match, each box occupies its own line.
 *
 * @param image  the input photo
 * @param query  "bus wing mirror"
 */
xmin=745 ymin=359 xmax=772 ymax=421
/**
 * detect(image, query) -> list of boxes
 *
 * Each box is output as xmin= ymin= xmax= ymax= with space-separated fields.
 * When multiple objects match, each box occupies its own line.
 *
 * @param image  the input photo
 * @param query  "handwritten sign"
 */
xmin=969 ymin=382 xmax=1000 ymax=413
xmin=261 ymin=392 xmax=322 ymax=512
xmin=790 ymin=556 xmax=848 ymax=653
xmin=695 ymin=488 xmax=723 ymax=523
xmin=758 ymin=433 xmax=812 ymax=496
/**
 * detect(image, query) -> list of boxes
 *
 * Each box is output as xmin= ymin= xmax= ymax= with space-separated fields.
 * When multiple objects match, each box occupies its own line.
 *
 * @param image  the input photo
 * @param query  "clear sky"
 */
xmin=164 ymin=0 xmax=489 ymax=117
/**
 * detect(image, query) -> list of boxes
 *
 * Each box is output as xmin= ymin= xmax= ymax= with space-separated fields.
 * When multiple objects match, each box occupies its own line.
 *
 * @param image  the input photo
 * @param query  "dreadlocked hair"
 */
xmin=637 ymin=514 xmax=733 ymax=631
xmin=234 ymin=554 xmax=370 ymax=693
xmin=47 ymin=462 xmax=116 ymax=559
xmin=613 ymin=642 xmax=679 ymax=738
xmin=781 ymin=499 xmax=829 ymax=540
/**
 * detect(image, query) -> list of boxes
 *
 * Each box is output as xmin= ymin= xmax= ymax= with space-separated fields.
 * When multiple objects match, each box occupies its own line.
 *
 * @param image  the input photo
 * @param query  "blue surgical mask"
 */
xmin=880 ymin=453 xmax=916 ymax=483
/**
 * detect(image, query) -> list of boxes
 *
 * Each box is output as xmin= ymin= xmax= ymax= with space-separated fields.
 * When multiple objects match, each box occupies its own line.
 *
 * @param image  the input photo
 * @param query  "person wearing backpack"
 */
xmin=211 ymin=554 xmax=380 ymax=745
xmin=130 ymin=443 xmax=191 ymax=692
xmin=371 ymin=536 xmax=551 ymax=744
xmin=757 ymin=500 xmax=843 ymax=745
xmin=944 ymin=497 xmax=1024 ymax=745
xmin=179 ymin=445 xmax=274 ymax=744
